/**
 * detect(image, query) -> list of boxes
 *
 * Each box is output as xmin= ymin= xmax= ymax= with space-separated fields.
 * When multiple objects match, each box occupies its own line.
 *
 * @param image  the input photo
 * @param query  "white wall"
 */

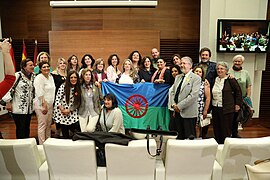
xmin=200 ymin=0 xmax=268 ymax=118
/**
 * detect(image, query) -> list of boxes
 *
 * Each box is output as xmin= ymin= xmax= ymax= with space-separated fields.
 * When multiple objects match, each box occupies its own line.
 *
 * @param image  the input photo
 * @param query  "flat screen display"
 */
xmin=217 ymin=19 xmax=270 ymax=53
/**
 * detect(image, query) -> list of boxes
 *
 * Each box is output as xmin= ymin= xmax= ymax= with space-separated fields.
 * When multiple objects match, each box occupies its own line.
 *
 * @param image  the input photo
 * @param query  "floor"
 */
xmin=0 ymin=114 xmax=270 ymax=140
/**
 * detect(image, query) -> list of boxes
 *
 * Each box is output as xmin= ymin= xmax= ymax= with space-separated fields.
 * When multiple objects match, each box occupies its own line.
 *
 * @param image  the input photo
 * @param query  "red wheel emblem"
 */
xmin=125 ymin=94 xmax=148 ymax=118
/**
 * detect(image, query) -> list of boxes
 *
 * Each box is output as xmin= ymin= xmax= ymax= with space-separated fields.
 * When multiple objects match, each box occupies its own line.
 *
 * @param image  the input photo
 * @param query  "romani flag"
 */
xmin=33 ymin=40 xmax=38 ymax=65
xmin=22 ymin=40 xmax=27 ymax=61
xmin=102 ymin=82 xmax=170 ymax=130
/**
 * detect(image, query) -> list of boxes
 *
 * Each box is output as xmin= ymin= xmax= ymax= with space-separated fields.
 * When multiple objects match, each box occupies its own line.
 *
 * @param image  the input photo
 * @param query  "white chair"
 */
xmin=245 ymin=160 xmax=270 ymax=180
xmin=0 ymin=138 xmax=49 ymax=180
xmin=43 ymin=138 xmax=106 ymax=180
xmin=165 ymin=138 xmax=218 ymax=180
xmin=213 ymin=137 xmax=270 ymax=180
xmin=105 ymin=139 xmax=157 ymax=180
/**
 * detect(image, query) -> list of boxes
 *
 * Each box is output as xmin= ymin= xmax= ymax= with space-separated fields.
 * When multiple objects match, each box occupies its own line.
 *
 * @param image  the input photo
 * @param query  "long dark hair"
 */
xmin=128 ymin=50 xmax=142 ymax=66
xmin=65 ymin=70 xmax=81 ymax=108
xmin=170 ymin=65 xmax=182 ymax=85
xmin=139 ymin=56 xmax=155 ymax=71
xmin=108 ymin=54 xmax=120 ymax=66
xmin=67 ymin=54 xmax=80 ymax=72
xmin=81 ymin=54 xmax=95 ymax=69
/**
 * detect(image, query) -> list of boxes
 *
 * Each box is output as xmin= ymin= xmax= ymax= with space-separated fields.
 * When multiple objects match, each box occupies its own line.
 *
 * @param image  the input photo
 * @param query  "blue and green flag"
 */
xmin=102 ymin=82 xmax=170 ymax=130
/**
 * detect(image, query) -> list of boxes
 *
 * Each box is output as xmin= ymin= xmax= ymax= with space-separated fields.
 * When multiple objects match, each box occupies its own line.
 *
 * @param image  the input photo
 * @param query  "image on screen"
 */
xmin=217 ymin=19 xmax=270 ymax=53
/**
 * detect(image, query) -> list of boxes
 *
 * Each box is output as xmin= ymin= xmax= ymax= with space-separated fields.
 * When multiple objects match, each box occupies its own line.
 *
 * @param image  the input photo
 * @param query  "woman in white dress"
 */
xmin=106 ymin=54 xmax=121 ymax=83
xmin=34 ymin=61 xmax=55 ymax=144
xmin=118 ymin=59 xmax=139 ymax=84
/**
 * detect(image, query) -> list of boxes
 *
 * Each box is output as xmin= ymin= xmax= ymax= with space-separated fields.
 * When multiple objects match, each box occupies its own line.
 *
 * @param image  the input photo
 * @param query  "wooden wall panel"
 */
xmin=0 ymin=0 xmax=51 ymax=40
xmin=49 ymin=30 xmax=160 ymax=69
xmin=1 ymin=0 xmax=200 ymax=40
xmin=51 ymin=8 xmax=103 ymax=30
xmin=160 ymin=39 xmax=199 ymax=66
xmin=50 ymin=0 xmax=200 ymax=39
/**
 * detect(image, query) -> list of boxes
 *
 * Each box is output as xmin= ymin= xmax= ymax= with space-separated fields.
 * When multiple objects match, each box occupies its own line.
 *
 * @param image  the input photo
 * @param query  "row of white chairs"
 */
xmin=0 ymin=136 xmax=270 ymax=180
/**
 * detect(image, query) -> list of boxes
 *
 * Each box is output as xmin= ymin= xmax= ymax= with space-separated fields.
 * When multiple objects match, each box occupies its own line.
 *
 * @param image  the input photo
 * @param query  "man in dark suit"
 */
xmin=171 ymin=56 xmax=201 ymax=139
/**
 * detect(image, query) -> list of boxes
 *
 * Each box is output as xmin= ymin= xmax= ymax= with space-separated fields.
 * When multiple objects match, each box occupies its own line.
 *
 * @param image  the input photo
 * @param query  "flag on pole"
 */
xmin=9 ymin=38 xmax=16 ymax=72
xmin=33 ymin=40 xmax=38 ymax=65
xmin=22 ymin=40 xmax=27 ymax=61
xmin=102 ymin=82 xmax=170 ymax=130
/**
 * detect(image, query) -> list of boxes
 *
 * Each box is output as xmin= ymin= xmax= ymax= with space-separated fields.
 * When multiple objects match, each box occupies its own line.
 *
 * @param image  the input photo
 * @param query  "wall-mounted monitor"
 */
xmin=217 ymin=19 xmax=270 ymax=53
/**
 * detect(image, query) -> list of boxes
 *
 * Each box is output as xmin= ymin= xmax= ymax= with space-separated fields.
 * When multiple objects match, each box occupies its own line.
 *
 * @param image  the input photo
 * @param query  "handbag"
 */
xmin=129 ymin=126 xmax=178 ymax=157
xmin=95 ymin=113 xmax=103 ymax=132
xmin=199 ymin=113 xmax=212 ymax=127
xmin=73 ymin=131 xmax=135 ymax=166
xmin=237 ymin=100 xmax=253 ymax=124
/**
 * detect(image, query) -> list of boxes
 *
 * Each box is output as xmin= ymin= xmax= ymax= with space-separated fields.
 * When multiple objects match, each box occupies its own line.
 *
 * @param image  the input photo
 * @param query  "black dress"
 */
xmin=138 ymin=68 xmax=156 ymax=82
xmin=52 ymin=73 xmax=66 ymax=95
xmin=152 ymin=69 xmax=171 ymax=84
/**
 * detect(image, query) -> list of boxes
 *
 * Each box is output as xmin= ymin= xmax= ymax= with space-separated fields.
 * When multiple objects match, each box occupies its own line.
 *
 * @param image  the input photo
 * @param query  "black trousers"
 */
xmin=61 ymin=121 xmax=81 ymax=139
xmin=212 ymin=107 xmax=234 ymax=144
xmin=170 ymin=112 xmax=196 ymax=140
xmin=232 ymin=112 xmax=239 ymax=137
xmin=12 ymin=113 xmax=32 ymax=139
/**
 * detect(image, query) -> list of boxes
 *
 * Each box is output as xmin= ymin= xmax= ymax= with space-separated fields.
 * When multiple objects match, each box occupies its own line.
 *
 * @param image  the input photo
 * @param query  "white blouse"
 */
xmin=100 ymin=107 xmax=125 ymax=134
xmin=212 ymin=76 xmax=228 ymax=107
xmin=118 ymin=73 xmax=134 ymax=84
xmin=34 ymin=73 xmax=56 ymax=107
xmin=107 ymin=65 xmax=119 ymax=83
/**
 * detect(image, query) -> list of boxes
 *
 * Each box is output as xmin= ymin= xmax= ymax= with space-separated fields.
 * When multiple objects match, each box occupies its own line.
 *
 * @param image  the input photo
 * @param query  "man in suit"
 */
xmin=171 ymin=56 xmax=201 ymax=139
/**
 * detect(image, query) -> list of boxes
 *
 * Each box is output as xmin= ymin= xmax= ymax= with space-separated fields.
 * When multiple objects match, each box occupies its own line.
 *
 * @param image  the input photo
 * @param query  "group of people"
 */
xmin=220 ymin=32 xmax=269 ymax=52
xmin=168 ymin=47 xmax=252 ymax=144
xmin=0 ymin=43 xmax=252 ymax=144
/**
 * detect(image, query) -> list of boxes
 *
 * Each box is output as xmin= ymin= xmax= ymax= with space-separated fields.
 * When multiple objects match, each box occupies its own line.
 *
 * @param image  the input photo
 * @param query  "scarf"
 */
xmin=151 ymin=67 xmax=167 ymax=82
xmin=232 ymin=65 xmax=242 ymax=71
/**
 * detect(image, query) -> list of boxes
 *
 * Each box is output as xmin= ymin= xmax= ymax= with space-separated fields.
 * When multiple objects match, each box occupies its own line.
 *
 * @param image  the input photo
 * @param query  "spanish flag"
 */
xmin=33 ymin=40 xmax=38 ymax=65
xmin=22 ymin=40 xmax=27 ymax=61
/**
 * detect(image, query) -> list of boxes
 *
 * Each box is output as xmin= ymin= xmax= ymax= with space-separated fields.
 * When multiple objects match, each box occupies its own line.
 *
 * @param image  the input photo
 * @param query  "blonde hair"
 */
xmin=36 ymin=52 xmax=51 ymax=65
xmin=122 ymin=59 xmax=137 ymax=80
xmin=56 ymin=57 xmax=67 ymax=76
